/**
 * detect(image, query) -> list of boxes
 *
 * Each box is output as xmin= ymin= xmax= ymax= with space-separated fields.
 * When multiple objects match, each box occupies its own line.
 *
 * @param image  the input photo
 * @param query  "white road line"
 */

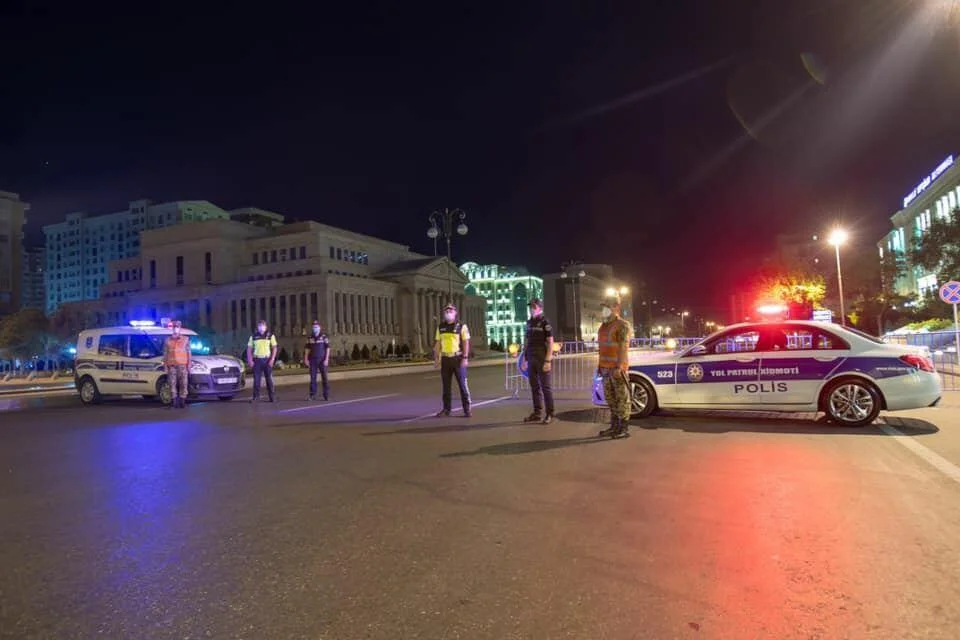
xmin=878 ymin=422 xmax=960 ymax=485
xmin=401 ymin=395 xmax=514 ymax=423
xmin=278 ymin=393 xmax=400 ymax=414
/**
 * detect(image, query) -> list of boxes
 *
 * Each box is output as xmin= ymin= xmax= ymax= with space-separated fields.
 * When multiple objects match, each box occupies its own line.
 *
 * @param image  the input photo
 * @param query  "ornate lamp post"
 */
xmin=427 ymin=208 xmax=468 ymax=302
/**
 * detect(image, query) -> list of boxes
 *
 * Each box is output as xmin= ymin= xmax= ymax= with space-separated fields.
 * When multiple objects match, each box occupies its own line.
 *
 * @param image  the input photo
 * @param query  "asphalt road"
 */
xmin=2 ymin=365 xmax=960 ymax=639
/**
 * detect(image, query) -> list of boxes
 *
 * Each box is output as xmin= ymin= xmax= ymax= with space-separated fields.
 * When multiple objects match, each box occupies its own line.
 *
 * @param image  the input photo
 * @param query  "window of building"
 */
xmin=299 ymin=246 xmax=306 ymax=259
xmin=280 ymin=248 xmax=287 ymax=262
xmin=149 ymin=260 xmax=157 ymax=288
xmin=240 ymin=299 xmax=247 ymax=327
xmin=271 ymin=250 xmax=277 ymax=263
xmin=329 ymin=246 xmax=335 ymax=259
xmin=290 ymin=246 xmax=296 ymax=260
xmin=205 ymin=252 xmax=212 ymax=283
xmin=253 ymin=253 xmax=259 ymax=265
xmin=261 ymin=251 xmax=268 ymax=264
xmin=337 ymin=248 xmax=342 ymax=260
xmin=176 ymin=256 xmax=184 ymax=286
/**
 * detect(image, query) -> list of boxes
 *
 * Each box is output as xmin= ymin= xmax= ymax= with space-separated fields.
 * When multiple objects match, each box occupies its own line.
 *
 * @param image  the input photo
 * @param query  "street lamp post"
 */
xmin=561 ymin=263 xmax=587 ymax=342
xmin=680 ymin=310 xmax=689 ymax=336
xmin=828 ymin=228 xmax=848 ymax=326
xmin=427 ymin=208 xmax=468 ymax=302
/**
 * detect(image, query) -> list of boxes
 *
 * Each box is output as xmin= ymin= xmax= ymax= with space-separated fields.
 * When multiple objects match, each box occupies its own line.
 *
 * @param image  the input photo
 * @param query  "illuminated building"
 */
xmin=58 ymin=218 xmax=487 ymax=357
xmin=43 ymin=199 xmax=233 ymax=314
xmin=459 ymin=262 xmax=543 ymax=347
xmin=0 ymin=191 xmax=28 ymax=317
xmin=878 ymin=153 xmax=960 ymax=298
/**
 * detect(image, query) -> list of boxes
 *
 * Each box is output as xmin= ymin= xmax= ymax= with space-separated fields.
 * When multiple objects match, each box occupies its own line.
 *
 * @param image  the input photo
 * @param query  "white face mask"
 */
xmin=172 ymin=328 xmax=181 ymax=337
xmin=530 ymin=307 xmax=542 ymax=318
xmin=313 ymin=327 xmax=320 ymax=335
xmin=601 ymin=307 xmax=612 ymax=319
xmin=444 ymin=312 xmax=456 ymax=322
xmin=258 ymin=325 xmax=267 ymax=334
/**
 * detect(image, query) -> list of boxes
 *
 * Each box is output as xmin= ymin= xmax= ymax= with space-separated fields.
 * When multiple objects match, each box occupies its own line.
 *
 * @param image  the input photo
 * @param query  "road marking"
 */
xmin=278 ymin=394 xmax=400 ymax=414
xmin=401 ymin=395 xmax=514 ymax=423
xmin=878 ymin=422 xmax=960 ymax=485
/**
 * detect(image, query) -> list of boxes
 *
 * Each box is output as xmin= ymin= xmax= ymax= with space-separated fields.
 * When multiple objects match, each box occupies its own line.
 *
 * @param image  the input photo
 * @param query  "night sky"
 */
xmin=2 ymin=0 xmax=959 ymax=319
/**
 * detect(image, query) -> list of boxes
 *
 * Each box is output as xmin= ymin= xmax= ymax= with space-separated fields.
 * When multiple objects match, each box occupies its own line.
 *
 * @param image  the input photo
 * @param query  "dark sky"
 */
xmin=2 ymin=0 xmax=960 ymax=319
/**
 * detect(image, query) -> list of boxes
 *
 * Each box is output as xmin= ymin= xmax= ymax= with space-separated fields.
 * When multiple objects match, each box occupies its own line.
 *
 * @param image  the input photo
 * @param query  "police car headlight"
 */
xmin=190 ymin=361 xmax=209 ymax=373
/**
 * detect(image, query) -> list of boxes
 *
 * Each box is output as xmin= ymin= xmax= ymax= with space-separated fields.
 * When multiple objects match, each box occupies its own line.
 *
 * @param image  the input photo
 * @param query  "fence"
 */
xmin=505 ymin=331 xmax=960 ymax=395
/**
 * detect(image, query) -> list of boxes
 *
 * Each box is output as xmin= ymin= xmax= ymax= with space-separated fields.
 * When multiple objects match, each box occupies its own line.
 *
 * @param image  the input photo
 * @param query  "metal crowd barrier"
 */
xmin=504 ymin=337 xmax=703 ymax=395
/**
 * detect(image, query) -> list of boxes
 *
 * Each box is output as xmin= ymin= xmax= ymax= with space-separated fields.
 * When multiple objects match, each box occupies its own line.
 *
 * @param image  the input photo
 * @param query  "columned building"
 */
xmin=459 ymin=262 xmax=543 ymax=347
xmin=878 ymin=153 xmax=960 ymax=298
xmin=0 ymin=191 xmax=29 ymax=316
xmin=58 ymin=218 xmax=486 ymax=357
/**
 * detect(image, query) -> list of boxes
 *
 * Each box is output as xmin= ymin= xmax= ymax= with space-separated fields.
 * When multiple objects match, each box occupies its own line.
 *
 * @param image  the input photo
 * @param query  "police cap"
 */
xmin=444 ymin=303 xmax=457 ymax=312
xmin=601 ymin=295 xmax=621 ymax=308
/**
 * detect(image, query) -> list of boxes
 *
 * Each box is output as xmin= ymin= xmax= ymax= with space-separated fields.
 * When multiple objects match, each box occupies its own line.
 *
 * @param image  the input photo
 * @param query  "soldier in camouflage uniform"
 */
xmin=597 ymin=294 xmax=633 ymax=438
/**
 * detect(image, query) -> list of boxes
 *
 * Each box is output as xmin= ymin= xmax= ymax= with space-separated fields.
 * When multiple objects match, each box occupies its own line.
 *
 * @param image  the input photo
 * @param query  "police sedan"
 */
xmin=592 ymin=320 xmax=942 ymax=427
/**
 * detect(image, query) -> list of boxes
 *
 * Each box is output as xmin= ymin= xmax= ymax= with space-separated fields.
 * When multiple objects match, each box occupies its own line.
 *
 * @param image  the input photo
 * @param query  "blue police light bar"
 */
xmin=68 ymin=347 xmax=77 ymax=355
xmin=130 ymin=320 xmax=156 ymax=327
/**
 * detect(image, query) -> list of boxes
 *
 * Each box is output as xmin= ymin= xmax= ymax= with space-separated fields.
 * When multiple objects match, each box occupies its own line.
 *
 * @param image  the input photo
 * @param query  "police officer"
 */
xmin=520 ymin=298 xmax=555 ymax=424
xmin=597 ymin=294 xmax=633 ymax=438
xmin=433 ymin=303 xmax=472 ymax=417
xmin=303 ymin=320 xmax=330 ymax=401
xmin=247 ymin=319 xmax=278 ymax=403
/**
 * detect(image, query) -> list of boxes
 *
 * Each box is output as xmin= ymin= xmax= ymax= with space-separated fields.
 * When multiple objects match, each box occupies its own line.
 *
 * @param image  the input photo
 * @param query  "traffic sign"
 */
xmin=940 ymin=281 xmax=960 ymax=304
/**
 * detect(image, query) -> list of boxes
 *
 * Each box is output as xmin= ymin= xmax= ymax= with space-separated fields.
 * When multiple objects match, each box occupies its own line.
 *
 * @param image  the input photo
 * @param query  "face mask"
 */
xmin=313 ymin=327 xmax=320 ymax=335
xmin=601 ymin=308 xmax=612 ymax=319
xmin=530 ymin=307 xmax=542 ymax=318
xmin=444 ymin=312 xmax=455 ymax=322
xmin=172 ymin=329 xmax=180 ymax=337
xmin=258 ymin=325 xmax=267 ymax=334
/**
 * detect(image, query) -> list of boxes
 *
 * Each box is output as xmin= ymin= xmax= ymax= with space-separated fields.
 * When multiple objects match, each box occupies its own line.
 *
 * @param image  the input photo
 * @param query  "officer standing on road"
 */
xmin=520 ymin=298 xmax=555 ymax=424
xmin=597 ymin=294 xmax=633 ymax=438
xmin=434 ymin=302 xmax=472 ymax=417
xmin=247 ymin=319 xmax=278 ymax=403
xmin=162 ymin=320 xmax=191 ymax=409
xmin=303 ymin=320 xmax=330 ymax=401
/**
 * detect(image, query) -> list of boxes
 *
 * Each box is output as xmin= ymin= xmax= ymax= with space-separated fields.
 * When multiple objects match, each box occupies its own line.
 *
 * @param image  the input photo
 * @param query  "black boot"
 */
xmin=523 ymin=412 xmax=542 ymax=423
xmin=598 ymin=415 xmax=620 ymax=437
xmin=612 ymin=416 xmax=630 ymax=438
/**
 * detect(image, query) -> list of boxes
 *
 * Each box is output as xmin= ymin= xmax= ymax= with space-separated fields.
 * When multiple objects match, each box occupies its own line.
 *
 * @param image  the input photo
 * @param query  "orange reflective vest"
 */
xmin=598 ymin=317 xmax=630 ymax=369
xmin=165 ymin=336 xmax=190 ymax=366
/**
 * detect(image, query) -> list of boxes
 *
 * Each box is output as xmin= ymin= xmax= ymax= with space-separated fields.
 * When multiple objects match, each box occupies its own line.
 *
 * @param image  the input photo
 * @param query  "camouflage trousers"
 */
xmin=601 ymin=369 xmax=632 ymax=421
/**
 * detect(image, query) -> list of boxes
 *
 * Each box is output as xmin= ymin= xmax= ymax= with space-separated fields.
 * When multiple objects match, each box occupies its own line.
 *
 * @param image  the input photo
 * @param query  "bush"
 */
xmin=278 ymin=347 xmax=290 ymax=363
xmin=399 ymin=343 xmax=410 ymax=356
xmin=386 ymin=343 xmax=394 ymax=357
xmin=903 ymin=318 xmax=953 ymax=332
xmin=361 ymin=345 xmax=371 ymax=360
xmin=351 ymin=343 xmax=361 ymax=360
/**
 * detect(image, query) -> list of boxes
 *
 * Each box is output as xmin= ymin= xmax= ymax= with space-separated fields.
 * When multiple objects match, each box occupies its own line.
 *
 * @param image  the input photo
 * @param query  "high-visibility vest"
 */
xmin=598 ymin=317 xmax=630 ymax=369
xmin=165 ymin=336 xmax=190 ymax=366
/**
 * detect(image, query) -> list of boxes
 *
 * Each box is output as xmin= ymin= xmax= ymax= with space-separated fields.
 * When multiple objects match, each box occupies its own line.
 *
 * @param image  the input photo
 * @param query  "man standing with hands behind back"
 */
xmin=434 ymin=302 xmax=472 ymax=418
xmin=303 ymin=320 xmax=330 ymax=401
xmin=520 ymin=297 xmax=555 ymax=424
xmin=597 ymin=294 xmax=633 ymax=438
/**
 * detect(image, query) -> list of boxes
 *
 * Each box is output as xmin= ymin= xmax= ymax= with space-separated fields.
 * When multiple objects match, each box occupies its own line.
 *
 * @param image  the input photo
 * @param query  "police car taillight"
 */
xmin=900 ymin=354 xmax=935 ymax=373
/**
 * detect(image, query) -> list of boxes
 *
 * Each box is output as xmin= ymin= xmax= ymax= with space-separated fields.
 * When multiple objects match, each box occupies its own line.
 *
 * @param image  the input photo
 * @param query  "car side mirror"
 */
xmin=689 ymin=345 xmax=707 ymax=357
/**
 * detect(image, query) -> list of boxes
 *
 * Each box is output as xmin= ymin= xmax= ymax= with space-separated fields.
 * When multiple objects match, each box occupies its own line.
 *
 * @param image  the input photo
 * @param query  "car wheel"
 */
xmin=79 ymin=377 xmax=101 ymax=405
xmin=823 ymin=378 xmax=881 ymax=427
xmin=157 ymin=378 xmax=173 ymax=406
xmin=629 ymin=375 xmax=658 ymax=418
xmin=218 ymin=395 xmax=235 ymax=401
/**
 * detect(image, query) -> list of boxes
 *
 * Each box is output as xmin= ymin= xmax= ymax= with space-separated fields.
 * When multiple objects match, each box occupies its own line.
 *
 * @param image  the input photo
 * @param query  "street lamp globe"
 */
xmin=619 ymin=286 xmax=629 ymax=295
xmin=427 ymin=226 xmax=439 ymax=239
xmin=828 ymin=228 xmax=848 ymax=246
xmin=605 ymin=287 xmax=616 ymax=296
xmin=456 ymin=223 xmax=468 ymax=236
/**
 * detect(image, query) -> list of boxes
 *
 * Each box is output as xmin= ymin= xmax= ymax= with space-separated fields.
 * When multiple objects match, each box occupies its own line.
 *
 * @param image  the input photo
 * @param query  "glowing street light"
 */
xmin=827 ymin=228 xmax=848 ymax=325
xmin=427 ymin=208 xmax=468 ymax=302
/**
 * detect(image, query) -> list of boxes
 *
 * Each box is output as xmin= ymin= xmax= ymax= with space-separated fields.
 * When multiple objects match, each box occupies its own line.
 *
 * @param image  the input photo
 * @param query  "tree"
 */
xmin=912 ymin=208 xmax=960 ymax=283
xmin=750 ymin=264 xmax=826 ymax=310
xmin=351 ymin=343 xmax=361 ymax=360
xmin=386 ymin=343 xmax=394 ymax=357
xmin=0 ymin=309 xmax=53 ymax=365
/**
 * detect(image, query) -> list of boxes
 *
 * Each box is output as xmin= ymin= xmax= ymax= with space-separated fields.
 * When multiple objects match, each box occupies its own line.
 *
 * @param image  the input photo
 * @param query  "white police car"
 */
xmin=74 ymin=321 xmax=246 ymax=405
xmin=592 ymin=320 xmax=942 ymax=427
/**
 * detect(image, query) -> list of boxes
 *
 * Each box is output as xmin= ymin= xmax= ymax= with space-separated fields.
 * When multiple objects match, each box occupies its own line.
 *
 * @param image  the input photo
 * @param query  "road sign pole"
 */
xmin=955 ymin=302 xmax=960 ymax=365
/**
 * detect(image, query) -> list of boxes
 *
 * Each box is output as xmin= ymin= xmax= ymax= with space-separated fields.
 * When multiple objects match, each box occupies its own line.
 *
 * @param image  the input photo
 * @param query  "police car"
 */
xmin=592 ymin=320 xmax=942 ymax=427
xmin=74 ymin=321 xmax=246 ymax=405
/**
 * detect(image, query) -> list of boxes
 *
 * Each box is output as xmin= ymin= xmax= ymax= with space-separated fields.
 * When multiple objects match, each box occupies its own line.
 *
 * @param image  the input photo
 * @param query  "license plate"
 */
xmin=219 ymin=377 xmax=238 ymax=384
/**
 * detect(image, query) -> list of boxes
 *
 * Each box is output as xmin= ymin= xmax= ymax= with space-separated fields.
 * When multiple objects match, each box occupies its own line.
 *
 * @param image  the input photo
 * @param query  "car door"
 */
xmin=95 ymin=334 xmax=129 ymax=395
xmin=677 ymin=326 xmax=762 ymax=407
xmin=758 ymin=325 xmax=850 ymax=408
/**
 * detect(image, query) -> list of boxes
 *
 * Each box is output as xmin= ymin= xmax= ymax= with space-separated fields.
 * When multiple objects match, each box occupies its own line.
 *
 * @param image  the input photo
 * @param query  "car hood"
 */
xmin=629 ymin=352 xmax=680 ymax=367
xmin=194 ymin=355 xmax=243 ymax=369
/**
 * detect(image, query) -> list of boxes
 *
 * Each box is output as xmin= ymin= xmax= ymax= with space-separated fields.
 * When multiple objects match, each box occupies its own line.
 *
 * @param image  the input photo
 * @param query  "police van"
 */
xmin=74 ymin=321 xmax=246 ymax=405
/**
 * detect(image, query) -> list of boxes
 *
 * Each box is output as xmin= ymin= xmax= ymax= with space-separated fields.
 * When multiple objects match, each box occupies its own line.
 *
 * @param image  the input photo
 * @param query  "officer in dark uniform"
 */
xmin=520 ymin=297 xmax=555 ymax=424
xmin=303 ymin=320 xmax=330 ymax=401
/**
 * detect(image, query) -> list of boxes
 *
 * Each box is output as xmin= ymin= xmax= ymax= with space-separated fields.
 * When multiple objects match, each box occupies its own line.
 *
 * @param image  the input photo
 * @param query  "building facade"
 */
xmin=879 ymin=153 xmax=960 ymax=298
xmin=42 ymin=199 xmax=232 ymax=314
xmin=0 ymin=191 xmax=29 ymax=317
xmin=58 ymin=218 xmax=487 ymax=358
xmin=21 ymin=247 xmax=46 ymax=310
xmin=459 ymin=262 xmax=543 ymax=347
xmin=542 ymin=263 xmax=633 ymax=342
